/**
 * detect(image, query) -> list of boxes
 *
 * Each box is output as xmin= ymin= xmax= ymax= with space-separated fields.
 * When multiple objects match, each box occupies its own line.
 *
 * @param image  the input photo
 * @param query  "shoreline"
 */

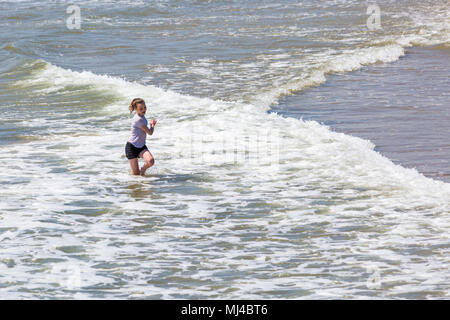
xmin=271 ymin=45 xmax=450 ymax=183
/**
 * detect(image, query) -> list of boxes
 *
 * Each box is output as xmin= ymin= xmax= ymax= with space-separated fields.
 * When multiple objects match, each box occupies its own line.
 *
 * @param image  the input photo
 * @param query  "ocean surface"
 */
xmin=0 ymin=0 xmax=449 ymax=299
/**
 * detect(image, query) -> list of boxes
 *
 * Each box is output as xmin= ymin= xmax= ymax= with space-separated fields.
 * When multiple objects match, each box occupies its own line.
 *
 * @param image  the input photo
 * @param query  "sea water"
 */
xmin=0 ymin=0 xmax=449 ymax=299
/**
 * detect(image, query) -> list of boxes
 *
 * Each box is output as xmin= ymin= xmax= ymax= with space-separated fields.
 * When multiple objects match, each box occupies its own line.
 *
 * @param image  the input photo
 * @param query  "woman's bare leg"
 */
xmin=129 ymin=158 xmax=140 ymax=175
xmin=139 ymin=150 xmax=154 ymax=176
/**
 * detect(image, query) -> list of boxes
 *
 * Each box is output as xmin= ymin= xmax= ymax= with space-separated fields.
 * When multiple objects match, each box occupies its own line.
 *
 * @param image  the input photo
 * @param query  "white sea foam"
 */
xmin=1 ymin=57 xmax=449 ymax=298
xmin=1 ymin=0 xmax=450 ymax=299
xmin=252 ymin=44 xmax=407 ymax=108
xmin=20 ymin=59 xmax=450 ymax=198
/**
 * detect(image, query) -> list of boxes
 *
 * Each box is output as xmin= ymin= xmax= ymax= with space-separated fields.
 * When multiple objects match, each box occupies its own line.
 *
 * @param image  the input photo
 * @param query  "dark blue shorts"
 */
xmin=125 ymin=142 xmax=148 ymax=159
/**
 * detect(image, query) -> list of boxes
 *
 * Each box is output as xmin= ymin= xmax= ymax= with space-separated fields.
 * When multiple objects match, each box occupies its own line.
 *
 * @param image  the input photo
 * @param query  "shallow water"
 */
xmin=0 ymin=0 xmax=449 ymax=299
xmin=274 ymin=46 xmax=450 ymax=183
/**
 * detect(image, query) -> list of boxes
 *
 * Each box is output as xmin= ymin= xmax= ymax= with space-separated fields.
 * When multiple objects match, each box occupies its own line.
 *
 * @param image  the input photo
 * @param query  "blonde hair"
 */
xmin=129 ymin=98 xmax=145 ymax=114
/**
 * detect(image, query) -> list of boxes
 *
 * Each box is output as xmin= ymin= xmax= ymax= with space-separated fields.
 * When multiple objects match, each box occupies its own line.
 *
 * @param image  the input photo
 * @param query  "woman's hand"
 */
xmin=141 ymin=119 xmax=156 ymax=135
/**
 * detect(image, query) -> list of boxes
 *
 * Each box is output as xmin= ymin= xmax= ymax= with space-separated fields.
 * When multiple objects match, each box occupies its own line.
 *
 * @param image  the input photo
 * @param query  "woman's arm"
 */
xmin=141 ymin=119 xmax=157 ymax=135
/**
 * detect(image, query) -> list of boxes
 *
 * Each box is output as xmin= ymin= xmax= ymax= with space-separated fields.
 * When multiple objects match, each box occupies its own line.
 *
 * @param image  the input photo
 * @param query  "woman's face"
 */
xmin=136 ymin=103 xmax=147 ymax=116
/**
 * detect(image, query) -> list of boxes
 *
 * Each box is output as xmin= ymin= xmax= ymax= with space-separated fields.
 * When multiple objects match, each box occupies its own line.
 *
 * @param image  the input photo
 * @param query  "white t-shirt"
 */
xmin=128 ymin=114 xmax=148 ymax=148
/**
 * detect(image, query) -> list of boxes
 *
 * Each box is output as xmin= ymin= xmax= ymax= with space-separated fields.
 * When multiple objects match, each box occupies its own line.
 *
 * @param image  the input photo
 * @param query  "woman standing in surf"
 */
xmin=125 ymin=98 xmax=157 ymax=175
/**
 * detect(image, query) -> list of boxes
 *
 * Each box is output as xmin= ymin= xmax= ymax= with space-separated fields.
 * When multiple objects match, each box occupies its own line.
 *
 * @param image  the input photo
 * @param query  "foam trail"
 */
xmin=1 ymin=55 xmax=449 ymax=299
xmin=252 ymin=44 xmax=406 ymax=108
xmin=9 ymin=59 xmax=450 ymax=200
xmin=2 ymin=0 xmax=450 ymax=300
